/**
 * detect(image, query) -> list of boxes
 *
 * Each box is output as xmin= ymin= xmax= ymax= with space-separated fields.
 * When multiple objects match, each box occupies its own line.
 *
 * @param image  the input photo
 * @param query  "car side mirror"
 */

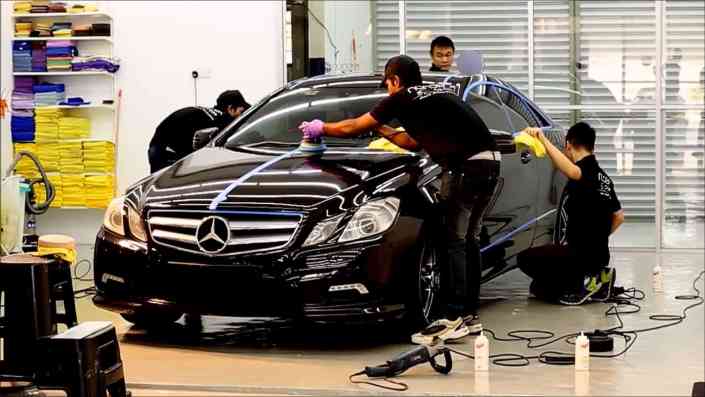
xmin=192 ymin=127 xmax=220 ymax=150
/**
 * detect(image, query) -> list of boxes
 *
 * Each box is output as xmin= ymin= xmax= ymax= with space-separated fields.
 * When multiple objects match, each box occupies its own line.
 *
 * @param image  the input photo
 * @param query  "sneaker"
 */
xmin=559 ymin=276 xmax=602 ymax=306
xmin=463 ymin=314 xmax=483 ymax=335
xmin=411 ymin=317 xmax=469 ymax=345
xmin=592 ymin=267 xmax=616 ymax=302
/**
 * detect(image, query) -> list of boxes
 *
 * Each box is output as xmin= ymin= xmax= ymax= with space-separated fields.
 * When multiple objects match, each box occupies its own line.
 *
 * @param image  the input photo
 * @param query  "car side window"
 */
xmin=468 ymin=94 xmax=529 ymax=133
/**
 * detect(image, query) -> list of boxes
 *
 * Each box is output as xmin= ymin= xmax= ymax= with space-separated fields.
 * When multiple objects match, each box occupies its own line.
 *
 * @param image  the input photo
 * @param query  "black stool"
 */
xmin=37 ymin=321 xmax=129 ymax=397
xmin=47 ymin=257 xmax=79 ymax=330
xmin=0 ymin=254 xmax=54 ymax=379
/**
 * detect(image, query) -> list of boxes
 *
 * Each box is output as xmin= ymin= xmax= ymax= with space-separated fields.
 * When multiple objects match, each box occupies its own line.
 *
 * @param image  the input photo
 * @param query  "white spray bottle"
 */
xmin=575 ymin=332 xmax=590 ymax=371
xmin=474 ymin=331 xmax=489 ymax=371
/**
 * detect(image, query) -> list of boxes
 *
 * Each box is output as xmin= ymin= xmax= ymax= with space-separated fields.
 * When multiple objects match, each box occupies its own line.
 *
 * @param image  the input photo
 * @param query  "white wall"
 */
xmin=308 ymin=0 xmax=326 ymax=59
xmin=323 ymin=1 xmax=373 ymax=73
xmin=1 ymin=1 xmax=285 ymax=244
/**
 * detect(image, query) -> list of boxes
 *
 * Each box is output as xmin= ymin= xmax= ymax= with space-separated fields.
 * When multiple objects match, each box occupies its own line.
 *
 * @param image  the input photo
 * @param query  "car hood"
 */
xmin=129 ymin=146 xmax=420 ymax=211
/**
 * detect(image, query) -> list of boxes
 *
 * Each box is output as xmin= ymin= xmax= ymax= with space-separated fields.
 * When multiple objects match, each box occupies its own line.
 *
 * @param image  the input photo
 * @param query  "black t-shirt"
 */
xmin=429 ymin=64 xmax=445 ymax=72
xmin=149 ymin=106 xmax=233 ymax=157
xmin=369 ymin=83 xmax=495 ymax=168
xmin=555 ymin=155 xmax=622 ymax=265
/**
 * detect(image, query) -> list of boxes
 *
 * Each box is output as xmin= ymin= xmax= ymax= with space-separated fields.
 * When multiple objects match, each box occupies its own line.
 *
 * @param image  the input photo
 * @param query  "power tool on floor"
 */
xmin=349 ymin=344 xmax=452 ymax=391
xmin=1 ymin=150 xmax=54 ymax=254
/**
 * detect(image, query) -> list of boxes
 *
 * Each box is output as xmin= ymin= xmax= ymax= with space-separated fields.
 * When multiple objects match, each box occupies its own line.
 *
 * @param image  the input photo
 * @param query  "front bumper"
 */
xmin=92 ymin=222 xmax=419 ymax=323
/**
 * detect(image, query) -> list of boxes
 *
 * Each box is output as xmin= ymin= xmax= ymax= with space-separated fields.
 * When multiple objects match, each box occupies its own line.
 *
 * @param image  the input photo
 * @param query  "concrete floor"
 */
xmin=67 ymin=250 xmax=704 ymax=396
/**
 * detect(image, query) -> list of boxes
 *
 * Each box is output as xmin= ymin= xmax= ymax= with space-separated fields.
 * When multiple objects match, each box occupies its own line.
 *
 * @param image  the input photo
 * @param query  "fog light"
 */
xmin=329 ymin=283 xmax=369 ymax=295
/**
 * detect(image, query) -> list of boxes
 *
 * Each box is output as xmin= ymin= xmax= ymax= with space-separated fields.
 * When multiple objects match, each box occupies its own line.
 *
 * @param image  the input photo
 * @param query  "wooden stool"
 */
xmin=39 ymin=235 xmax=79 ymax=329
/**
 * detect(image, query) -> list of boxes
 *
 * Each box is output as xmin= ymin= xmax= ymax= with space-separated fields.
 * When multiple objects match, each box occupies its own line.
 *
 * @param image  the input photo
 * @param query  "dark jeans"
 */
xmin=518 ymin=244 xmax=607 ymax=302
xmin=148 ymin=145 xmax=179 ymax=174
xmin=440 ymin=159 xmax=500 ymax=318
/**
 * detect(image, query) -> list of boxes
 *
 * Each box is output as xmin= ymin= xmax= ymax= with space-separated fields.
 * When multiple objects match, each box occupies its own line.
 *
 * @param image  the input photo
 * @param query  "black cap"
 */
xmin=216 ymin=90 xmax=251 ymax=111
xmin=380 ymin=55 xmax=422 ymax=88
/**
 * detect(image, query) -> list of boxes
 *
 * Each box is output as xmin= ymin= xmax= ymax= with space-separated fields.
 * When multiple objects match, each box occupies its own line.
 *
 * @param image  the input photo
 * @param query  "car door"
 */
xmin=466 ymin=94 xmax=539 ymax=273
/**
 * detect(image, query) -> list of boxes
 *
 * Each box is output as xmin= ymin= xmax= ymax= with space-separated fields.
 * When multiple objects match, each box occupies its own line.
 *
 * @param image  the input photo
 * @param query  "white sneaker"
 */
xmin=463 ymin=314 xmax=483 ymax=335
xmin=411 ymin=317 xmax=469 ymax=345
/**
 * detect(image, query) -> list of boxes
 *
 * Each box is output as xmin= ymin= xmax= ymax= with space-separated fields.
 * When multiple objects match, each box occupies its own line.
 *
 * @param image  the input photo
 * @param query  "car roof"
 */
xmin=286 ymin=72 xmax=494 ymax=90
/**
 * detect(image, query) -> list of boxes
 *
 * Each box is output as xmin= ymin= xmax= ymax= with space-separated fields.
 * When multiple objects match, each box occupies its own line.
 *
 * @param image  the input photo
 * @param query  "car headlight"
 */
xmin=303 ymin=214 xmax=344 ymax=247
xmin=339 ymin=197 xmax=400 ymax=243
xmin=103 ymin=197 xmax=125 ymax=236
xmin=127 ymin=206 xmax=148 ymax=242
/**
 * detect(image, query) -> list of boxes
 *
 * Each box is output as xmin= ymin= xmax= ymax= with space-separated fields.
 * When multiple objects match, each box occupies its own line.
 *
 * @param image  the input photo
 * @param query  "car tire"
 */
xmin=404 ymin=227 xmax=443 ymax=328
xmin=120 ymin=311 xmax=183 ymax=329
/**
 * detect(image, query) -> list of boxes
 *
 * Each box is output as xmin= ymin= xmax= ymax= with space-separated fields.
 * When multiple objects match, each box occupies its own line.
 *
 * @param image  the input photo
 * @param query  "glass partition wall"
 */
xmin=308 ymin=0 xmax=704 ymax=249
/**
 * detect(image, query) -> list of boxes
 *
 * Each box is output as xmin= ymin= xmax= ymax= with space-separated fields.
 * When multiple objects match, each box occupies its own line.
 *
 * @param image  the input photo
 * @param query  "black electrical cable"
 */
xmin=7 ymin=150 xmax=55 ymax=214
xmin=449 ymin=270 xmax=704 ymax=368
xmin=349 ymin=371 xmax=408 ymax=392
xmin=73 ymin=258 xmax=93 ymax=282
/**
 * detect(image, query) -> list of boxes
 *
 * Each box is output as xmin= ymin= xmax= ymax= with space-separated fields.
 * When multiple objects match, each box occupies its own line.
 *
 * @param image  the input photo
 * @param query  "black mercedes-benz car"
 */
xmin=93 ymin=73 xmax=566 ymax=328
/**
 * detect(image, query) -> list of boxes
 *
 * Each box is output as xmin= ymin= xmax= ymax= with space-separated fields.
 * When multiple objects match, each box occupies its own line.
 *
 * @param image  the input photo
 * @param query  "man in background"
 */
xmin=148 ymin=90 xmax=250 ymax=173
xmin=429 ymin=36 xmax=455 ymax=72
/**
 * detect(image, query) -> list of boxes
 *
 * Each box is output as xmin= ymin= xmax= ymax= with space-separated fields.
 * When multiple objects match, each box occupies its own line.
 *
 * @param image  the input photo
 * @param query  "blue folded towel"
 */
xmin=33 ymin=83 xmax=66 ymax=93
xmin=12 ymin=131 xmax=36 ymax=142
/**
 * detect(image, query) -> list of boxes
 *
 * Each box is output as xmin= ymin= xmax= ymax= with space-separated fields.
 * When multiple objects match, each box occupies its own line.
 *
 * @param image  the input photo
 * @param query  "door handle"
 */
xmin=520 ymin=151 xmax=532 ymax=164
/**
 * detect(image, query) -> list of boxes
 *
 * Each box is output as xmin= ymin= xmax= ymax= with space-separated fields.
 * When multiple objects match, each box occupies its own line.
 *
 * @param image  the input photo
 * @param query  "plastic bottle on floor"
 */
xmin=575 ymin=332 xmax=590 ymax=371
xmin=474 ymin=331 xmax=489 ymax=371
xmin=653 ymin=264 xmax=664 ymax=293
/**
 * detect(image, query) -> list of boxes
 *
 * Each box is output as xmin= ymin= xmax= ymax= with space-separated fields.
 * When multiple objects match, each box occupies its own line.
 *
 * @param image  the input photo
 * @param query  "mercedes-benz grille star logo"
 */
xmin=195 ymin=216 xmax=230 ymax=254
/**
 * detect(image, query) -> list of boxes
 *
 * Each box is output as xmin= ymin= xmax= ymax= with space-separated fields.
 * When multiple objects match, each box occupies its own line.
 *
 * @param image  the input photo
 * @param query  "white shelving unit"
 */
xmin=13 ymin=71 xmax=115 ymax=77
xmin=11 ymin=9 xmax=118 ymax=210
xmin=13 ymin=12 xmax=111 ymax=18
xmin=13 ymin=36 xmax=113 ymax=42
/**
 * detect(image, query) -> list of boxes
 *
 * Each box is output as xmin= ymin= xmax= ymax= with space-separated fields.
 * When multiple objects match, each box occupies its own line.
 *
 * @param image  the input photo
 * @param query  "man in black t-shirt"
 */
xmin=148 ymin=90 xmax=250 ymax=173
xmin=518 ymin=122 xmax=624 ymax=305
xmin=299 ymin=55 xmax=500 ymax=340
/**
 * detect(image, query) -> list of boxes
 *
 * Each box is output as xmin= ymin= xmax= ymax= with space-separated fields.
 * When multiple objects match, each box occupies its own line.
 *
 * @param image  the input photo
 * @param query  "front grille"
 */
xmin=147 ymin=209 xmax=302 ymax=256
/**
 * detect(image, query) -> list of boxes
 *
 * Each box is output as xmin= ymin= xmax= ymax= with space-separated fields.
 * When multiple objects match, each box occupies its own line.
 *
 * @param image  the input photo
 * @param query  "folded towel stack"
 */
xmin=58 ymin=141 xmax=84 ymax=174
xmin=36 ymin=142 xmax=60 ymax=172
xmin=34 ymin=107 xmax=62 ymax=142
xmin=13 ymin=143 xmax=40 ymax=178
xmin=61 ymin=174 xmax=86 ymax=207
xmin=51 ymin=22 xmax=72 ymax=37
xmin=14 ymin=1 xmax=31 ymax=13
xmin=15 ymin=22 xmax=32 ymax=37
xmin=32 ymin=22 xmax=51 ymax=37
xmin=58 ymin=116 xmax=90 ymax=139
xmin=13 ymin=41 xmax=32 ymax=72
xmin=83 ymin=141 xmax=115 ymax=173
xmin=34 ymin=82 xmax=65 ymax=106
xmin=46 ymin=40 xmax=75 ymax=71
xmin=31 ymin=42 xmax=47 ymax=71
xmin=85 ymin=175 xmax=114 ymax=208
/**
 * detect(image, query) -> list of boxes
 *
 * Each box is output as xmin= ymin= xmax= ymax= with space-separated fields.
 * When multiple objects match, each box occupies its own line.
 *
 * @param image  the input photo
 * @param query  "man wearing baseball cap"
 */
xmin=298 ymin=55 xmax=500 ymax=343
xmin=148 ymin=90 xmax=250 ymax=173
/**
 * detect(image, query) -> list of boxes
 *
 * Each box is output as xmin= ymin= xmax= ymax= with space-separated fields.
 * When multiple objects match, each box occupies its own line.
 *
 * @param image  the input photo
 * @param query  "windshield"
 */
xmin=223 ymin=86 xmax=388 ymax=150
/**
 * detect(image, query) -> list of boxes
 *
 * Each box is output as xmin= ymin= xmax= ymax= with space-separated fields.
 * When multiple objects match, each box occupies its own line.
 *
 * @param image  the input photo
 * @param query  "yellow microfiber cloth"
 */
xmin=368 ymin=137 xmax=408 ymax=153
xmin=513 ymin=132 xmax=547 ymax=158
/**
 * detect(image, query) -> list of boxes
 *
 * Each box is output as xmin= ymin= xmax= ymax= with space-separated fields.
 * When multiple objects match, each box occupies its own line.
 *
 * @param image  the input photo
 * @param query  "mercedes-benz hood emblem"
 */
xmin=196 ymin=216 xmax=230 ymax=254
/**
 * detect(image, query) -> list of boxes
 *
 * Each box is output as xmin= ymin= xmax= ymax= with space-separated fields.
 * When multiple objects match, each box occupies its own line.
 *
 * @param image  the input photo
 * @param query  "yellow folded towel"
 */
xmin=368 ymin=137 xmax=408 ymax=153
xmin=514 ymin=132 xmax=547 ymax=158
